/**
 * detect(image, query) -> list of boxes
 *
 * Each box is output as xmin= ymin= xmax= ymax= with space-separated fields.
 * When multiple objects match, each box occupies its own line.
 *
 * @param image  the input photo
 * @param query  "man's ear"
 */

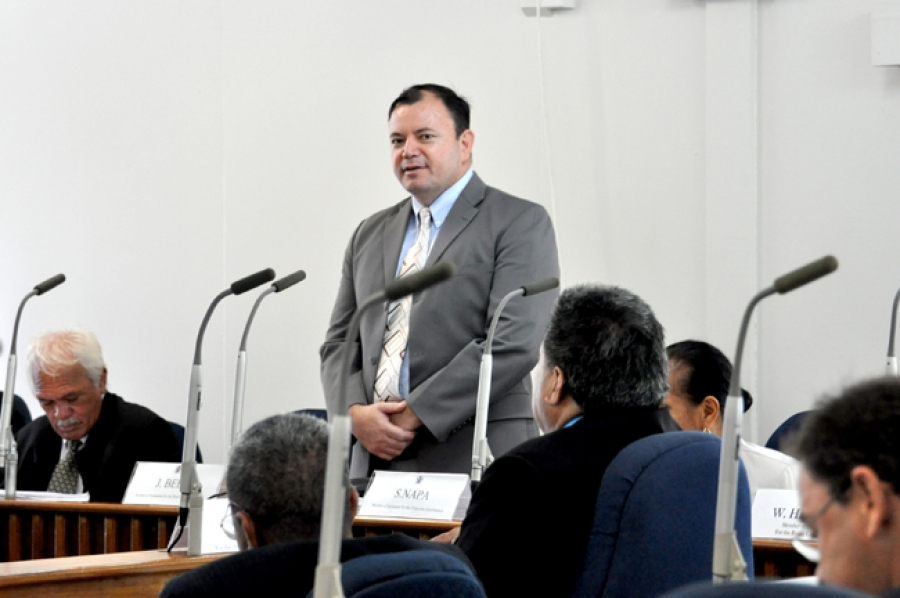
xmin=98 ymin=368 xmax=108 ymax=394
xmin=850 ymin=465 xmax=892 ymax=539
xmin=236 ymin=510 xmax=260 ymax=549
xmin=546 ymin=367 xmax=566 ymax=406
xmin=459 ymin=129 xmax=475 ymax=163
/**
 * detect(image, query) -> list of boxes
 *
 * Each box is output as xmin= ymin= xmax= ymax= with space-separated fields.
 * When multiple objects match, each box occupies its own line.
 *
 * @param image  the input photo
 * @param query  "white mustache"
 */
xmin=56 ymin=417 xmax=81 ymax=429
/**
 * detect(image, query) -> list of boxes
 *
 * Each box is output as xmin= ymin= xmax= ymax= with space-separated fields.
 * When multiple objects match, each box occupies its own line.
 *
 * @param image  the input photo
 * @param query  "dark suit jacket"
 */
xmin=456 ymin=407 xmax=675 ymax=598
xmin=15 ymin=392 xmax=180 ymax=502
xmin=160 ymin=534 xmax=474 ymax=598
xmin=320 ymin=172 xmax=560 ymax=477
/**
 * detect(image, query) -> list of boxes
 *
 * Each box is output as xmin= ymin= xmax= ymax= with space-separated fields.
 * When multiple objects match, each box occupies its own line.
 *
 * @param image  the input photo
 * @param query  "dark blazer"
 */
xmin=456 ymin=407 xmax=675 ymax=598
xmin=320 ymin=172 xmax=560 ymax=477
xmin=160 ymin=534 xmax=474 ymax=598
xmin=15 ymin=392 xmax=180 ymax=502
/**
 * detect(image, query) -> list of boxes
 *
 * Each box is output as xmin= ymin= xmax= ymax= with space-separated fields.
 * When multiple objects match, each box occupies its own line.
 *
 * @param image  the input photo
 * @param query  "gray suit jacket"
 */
xmin=320 ymin=173 xmax=559 ymax=477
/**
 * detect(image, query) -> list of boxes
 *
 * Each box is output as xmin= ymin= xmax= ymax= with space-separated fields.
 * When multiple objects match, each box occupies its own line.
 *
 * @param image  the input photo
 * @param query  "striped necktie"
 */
xmin=375 ymin=207 xmax=431 ymax=402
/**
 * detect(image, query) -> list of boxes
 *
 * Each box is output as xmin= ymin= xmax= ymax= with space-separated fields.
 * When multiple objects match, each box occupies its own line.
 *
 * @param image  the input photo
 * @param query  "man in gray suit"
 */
xmin=320 ymin=84 xmax=559 ymax=479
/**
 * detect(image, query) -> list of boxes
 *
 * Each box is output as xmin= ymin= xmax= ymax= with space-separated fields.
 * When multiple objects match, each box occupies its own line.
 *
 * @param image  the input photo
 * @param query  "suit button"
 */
xmin=370 ymin=357 xmax=378 ymax=365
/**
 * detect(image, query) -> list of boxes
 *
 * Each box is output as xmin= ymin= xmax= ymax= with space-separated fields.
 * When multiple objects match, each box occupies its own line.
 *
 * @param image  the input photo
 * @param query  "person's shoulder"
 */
xmin=481 ymin=431 xmax=561 ymax=479
xmin=161 ymin=541 xmax=319 ymax=598
xmin=104 ymin=393 xmax=170 ymax=429
xmin=356 ymin=198 xmax=409 ymax=230
xmin=477 ymin=178 xmax=546 ymax=213
xmin=343 ymin=529 xmax=475 ymax=571
xmin=15 ymin=415 xmax=51 ymax=445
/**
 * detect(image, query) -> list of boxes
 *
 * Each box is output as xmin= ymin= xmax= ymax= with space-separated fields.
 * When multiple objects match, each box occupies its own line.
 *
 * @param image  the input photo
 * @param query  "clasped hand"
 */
xmin=348 ymin=401 xmax=422 ymax=461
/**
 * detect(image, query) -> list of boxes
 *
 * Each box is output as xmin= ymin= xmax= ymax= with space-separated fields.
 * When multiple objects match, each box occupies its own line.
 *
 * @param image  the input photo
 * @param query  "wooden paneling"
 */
xmin=0 ymin=501 xmax=177 ymax=562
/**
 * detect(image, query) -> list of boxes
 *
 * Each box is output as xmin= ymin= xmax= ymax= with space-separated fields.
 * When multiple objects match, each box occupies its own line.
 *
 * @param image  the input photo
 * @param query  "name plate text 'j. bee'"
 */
xmin=358 ymin=471 xmax=470 ymax=521
xmin=122 ymin=462 xmax=226 ymax=506
xmin=751 ymin=489 xmax=814 ymax=540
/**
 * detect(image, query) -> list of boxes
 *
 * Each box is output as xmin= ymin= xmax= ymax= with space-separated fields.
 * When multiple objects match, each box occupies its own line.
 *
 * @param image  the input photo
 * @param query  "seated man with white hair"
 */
xmin=15 ymin=329 xmax=180 ymax=502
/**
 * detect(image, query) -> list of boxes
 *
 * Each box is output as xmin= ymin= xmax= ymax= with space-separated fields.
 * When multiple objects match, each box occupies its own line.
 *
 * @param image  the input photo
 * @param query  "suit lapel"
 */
xmin=34 ymin=426 xmax=63 ymax=489
xmin=425 ymin=173 xmax=485 ymax=266
xmin=383 ymin=201 xmax=412 ymax=283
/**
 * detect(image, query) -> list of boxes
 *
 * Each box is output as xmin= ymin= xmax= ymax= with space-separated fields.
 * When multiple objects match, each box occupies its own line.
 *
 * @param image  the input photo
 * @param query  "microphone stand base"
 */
xmin=712 ymin=531 xmax=748 ymax=583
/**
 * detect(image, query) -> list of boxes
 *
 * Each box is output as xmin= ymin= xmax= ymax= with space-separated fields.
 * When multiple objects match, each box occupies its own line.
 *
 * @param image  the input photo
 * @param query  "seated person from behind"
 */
xmin=453 ymin=284 xmax=677 ymax=598
xmin=15 ymin=330 xmax=180 ymax=502
xmin=162 ymin=413 xmax=473 ymax=598
xmin=1 ymin=337 xmax=34 ymax=435
xmin=795 ymin=377 xmax=900 ymax=596
xmin=0 ymin=393 xmax=33 ymax=436
xmin=664 ymin=340 xmax=798 ymax=499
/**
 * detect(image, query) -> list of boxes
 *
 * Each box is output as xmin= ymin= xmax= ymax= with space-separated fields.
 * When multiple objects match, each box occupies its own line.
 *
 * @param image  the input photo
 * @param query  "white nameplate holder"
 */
xmin=166 ymin=496 xmax=240 ymax=555
xmin=751 ymin=489 xmax=813 ymax=540
xmin=122 ymin=462 xmax=226 ymax=506
xmin=358 ymin=471 xmax=470 ymax=521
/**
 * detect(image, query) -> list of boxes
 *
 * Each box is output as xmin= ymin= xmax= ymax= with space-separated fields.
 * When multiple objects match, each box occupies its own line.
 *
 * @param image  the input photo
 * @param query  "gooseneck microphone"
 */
xmin=314 ymin=261 xmax=455 ymax=598
xmin=470 ymin=277 xmax=559 ymax=489
xmin=887 ymin=287 xmax=900 ymax=376
xmin=168 ymin=268 xmax=275 ymax=556
xmin=712 ymin=255 xmax=837 ymax=582
xmin=230 ymin=269 xmax=307 ymax=450
xmin=1 ymin=274 xmax=66 ymax=500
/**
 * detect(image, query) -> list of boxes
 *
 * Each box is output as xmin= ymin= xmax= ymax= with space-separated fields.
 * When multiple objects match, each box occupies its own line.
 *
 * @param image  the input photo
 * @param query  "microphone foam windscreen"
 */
xmin=773 ymin=256 xmax=838 ymax=294
xmin=231 ymin=268 xmax=276 ymax=295
xmin=34 ymin=274 xmax=66 ymax=295
xmin=384 ymin=261 xmax=456 ymax=301
xmin=522 ymin=277 xmax=560 ymax=297
xmin=273 ymin=270 xmax=307 ymax=292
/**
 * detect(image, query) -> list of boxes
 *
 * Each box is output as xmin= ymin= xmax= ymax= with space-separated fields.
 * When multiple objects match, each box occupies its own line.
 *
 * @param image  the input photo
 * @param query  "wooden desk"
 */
xmin=753 ymin=538 xmax=816 ymax=579
xmin=0 ymin=500 xmax=177 ymax=562
xmin=354 ymin=516 xmax=815 ymax=580
xmin=0 ymin=501 xmax=815 ymax=580
xmin=0 ymin=550 xmax=223 ymax=598
xmin=353 ymin=516 xmax=460 ymax=540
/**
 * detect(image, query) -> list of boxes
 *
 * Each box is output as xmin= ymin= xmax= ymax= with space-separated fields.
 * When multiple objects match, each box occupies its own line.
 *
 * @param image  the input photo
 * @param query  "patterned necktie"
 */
xmin=47 ymin=439 xmax=83 ymax=494
xmin=375 ymin=207 xmax=432 ymax=402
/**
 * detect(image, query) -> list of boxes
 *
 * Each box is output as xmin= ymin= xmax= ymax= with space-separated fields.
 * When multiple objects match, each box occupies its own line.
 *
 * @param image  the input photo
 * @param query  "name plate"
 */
xmin=358 ymin=471 xmax=470 ymax=521
xmin=122 ymin=462 xmax=226 ymax=505
xmin=752 ymin=489 xmax=813 ymax=540
xmin=167 ymin=496 xmax=240 ymax=555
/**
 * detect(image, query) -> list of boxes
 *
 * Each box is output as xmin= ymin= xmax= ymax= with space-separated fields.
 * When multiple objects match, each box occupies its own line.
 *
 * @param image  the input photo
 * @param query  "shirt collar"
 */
xmin=410 ymin=168 xmax=474 ymax=229
xmin=562 ymin=415 xmax=584 ymax=429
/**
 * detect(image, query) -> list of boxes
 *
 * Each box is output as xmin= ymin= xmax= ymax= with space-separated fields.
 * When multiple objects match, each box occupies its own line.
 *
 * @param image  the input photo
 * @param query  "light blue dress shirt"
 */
xmin=394 ymin=168 xmax=474 ymax=398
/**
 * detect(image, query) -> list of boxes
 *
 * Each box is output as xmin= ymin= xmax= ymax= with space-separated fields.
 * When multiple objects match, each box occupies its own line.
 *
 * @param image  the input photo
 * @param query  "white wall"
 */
xmin=1 ymin=0 xmax=896 ymax=463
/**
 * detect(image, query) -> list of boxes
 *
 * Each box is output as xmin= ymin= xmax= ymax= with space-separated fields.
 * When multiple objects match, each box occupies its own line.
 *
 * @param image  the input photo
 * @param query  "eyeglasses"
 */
xmin=792 ymin=495 xmax=838 ymax=563
xmin=209 ymin=492 xmax=244 ymax=541
xmin=220 ymin=502 xmax=247 ymax=540
xmin=801 ymin=495 xmax=837 ymax=540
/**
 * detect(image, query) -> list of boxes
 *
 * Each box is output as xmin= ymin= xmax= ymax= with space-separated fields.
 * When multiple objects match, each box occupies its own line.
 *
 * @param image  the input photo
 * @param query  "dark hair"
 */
xmin=226 ymin=414 xmax=351 ymax=544
xmin=542 ymin=284 xmax=667 ymax=411
xmin=388 ymin=84 xmax=470 ymax=137
xmin=665 ymin=340 xmax=753 ymax=413
xmin=796 ymin=377 xmax=900 ymax=503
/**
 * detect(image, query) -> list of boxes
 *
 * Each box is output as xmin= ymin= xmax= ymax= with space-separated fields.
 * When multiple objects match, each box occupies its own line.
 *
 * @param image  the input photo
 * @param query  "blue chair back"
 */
xmin=169 ymin=421 xmax=203 ymax=463
xmin=571 ymin=432 xmax=754 ymax=598
xmin=338 ymin=550 xmax=485 ymax=598
xmin=765 ymin=411 xmax=811 ymax=452
xmin=294 ymin=408 xmax=328 ymax=421
xmin=661 ymin=580 xmax=871 ymax=598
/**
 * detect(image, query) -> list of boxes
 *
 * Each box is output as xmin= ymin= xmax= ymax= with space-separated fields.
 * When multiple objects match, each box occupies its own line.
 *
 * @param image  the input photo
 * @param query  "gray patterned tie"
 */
xmin=47 ymin=439 xmax=82 ymax=494
xmin=375 ymin=207 xmax=432 ymax=402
